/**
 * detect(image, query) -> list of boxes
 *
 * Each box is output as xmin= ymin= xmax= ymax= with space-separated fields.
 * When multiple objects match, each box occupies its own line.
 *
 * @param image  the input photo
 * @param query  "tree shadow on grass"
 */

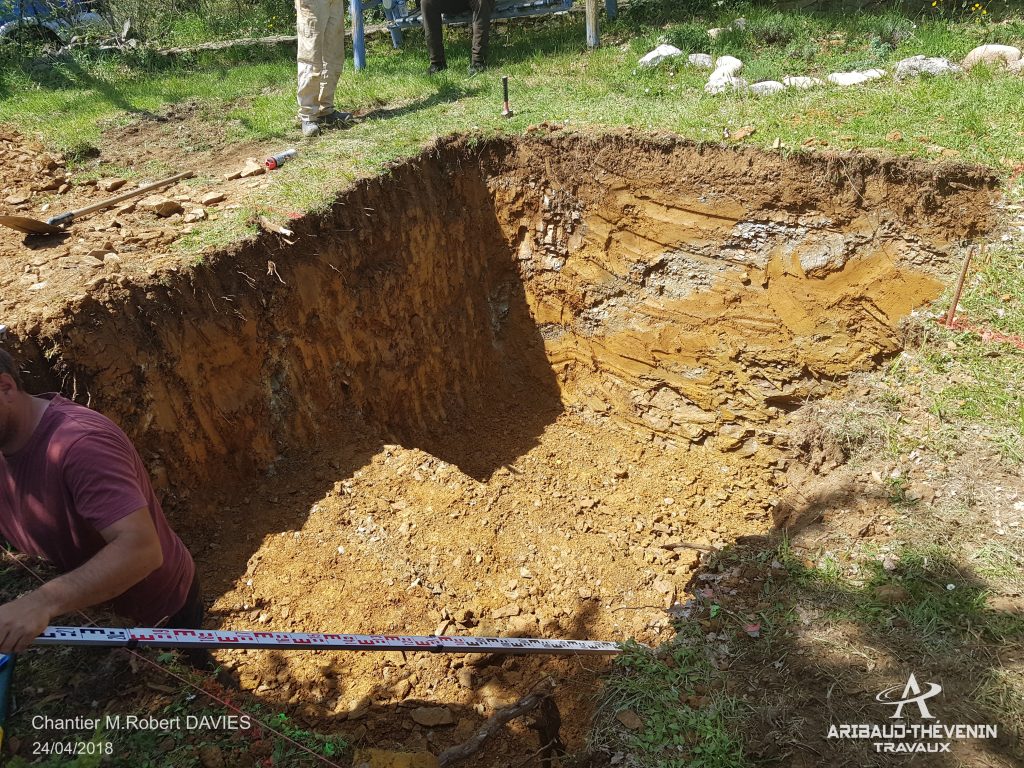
xmin=356 ymin=80 xmax=483 ymax=122
xmin=677 ymin=478 xmax=1024 ymax=767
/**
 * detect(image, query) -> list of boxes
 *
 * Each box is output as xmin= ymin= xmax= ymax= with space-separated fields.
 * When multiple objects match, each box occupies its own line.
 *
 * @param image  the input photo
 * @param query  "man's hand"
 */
xmin=0 ymin=508 xmax=162 ymax=654
xmin=0 ymin=591 xmax=54 ymax=654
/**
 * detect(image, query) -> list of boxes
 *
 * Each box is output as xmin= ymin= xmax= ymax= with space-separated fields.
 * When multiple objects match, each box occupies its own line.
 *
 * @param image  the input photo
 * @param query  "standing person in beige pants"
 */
xmin=296 ymin=0 xmax=354 ymax=138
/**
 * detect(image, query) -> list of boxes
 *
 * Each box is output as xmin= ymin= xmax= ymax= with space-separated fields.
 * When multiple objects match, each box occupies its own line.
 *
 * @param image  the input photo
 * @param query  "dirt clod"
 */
xmin=139 ymin=195 xmax=184 ymax=217
xmin=198 ymin=744 xmax=225 ymax=768
xmin=99 ymin=177 xmax=127 ymax=192
xmin=411 ymin=706 xmax=455 ymax=727
xmin=615 ymin=710 xmax=644 ymax=730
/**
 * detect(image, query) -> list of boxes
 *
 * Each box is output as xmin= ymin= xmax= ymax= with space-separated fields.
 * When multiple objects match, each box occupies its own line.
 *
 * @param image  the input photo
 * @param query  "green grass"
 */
xmin=901 ymin=239 xmax=1024 ymax=462
xmin=780 ymin=539 xmax=1024 ymax=646
xmin=592 ymin=635 xmax=746 ymax=768
xmin=0 ymin=50 xmax=297 ymax=157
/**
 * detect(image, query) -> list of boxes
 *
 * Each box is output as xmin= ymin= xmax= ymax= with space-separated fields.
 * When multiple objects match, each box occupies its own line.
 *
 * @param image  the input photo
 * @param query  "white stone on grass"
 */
xmin=827 ymin=69 xmax=886 ymax=86
xmin=962 ymin=44 xmax=1022 ymax=70
xmin=704 ymin=55 xmax=746 ymax=94
xmin=749 ymin=80 xmax=786 ymax=96
xmin=688 ymin=53 xmax=714 ymax=69
xmin=713 ymin=55 xmax=743 ymax=76
xmin=894 ymin=55 xmax=961 ymax=79
xmin=705 ymin=75 xmax=748 ymax=95
xmin=783 ymin=75 xmax=824 ymax=89
xmin=639 ymin=44 xmax=683 ymax=68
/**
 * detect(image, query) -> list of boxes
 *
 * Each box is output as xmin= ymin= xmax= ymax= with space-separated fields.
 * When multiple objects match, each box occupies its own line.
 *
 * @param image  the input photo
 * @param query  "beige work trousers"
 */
xmin=296 ymin=0 xmax=346 ymax=122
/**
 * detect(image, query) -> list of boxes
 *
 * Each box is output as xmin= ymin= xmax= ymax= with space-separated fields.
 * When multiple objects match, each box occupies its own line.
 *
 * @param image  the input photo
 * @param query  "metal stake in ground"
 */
xmin=34 ymin=625 xmax=622 ymax=655
xmin=501 ymin=76 xmax=513 ymax=118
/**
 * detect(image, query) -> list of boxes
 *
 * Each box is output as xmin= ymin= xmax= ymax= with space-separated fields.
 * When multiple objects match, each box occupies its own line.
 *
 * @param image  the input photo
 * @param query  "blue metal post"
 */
xmin=385 ymin=3 xmax=405 ymax=48
xmin=605 ymin=0 xmax=616 ymax=20
xmin=350 ymin=0 xmax=366 ymax=70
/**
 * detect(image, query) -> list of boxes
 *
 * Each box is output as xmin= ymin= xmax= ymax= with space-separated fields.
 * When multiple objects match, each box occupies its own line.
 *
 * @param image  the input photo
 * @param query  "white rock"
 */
xmin=732 ymin=17 xmax=747 ymax=30
xmin=962 ymin=44 xmax=1022 ymax=70
xmin=705 ymin=75 xmax=747 ymax=94
xmin=749 ymin=80 xmax=786 ymax=96
xmin=827 ymin=69 xmax=886 ymax=86
xmin=704 ymin=55 xmax=747 ymax=94
xmin=783 ymin=75 xmax=824 ymax=89
xmin=707 ymin=27 xmax=724 ymax=39
xmin=688 ymin=53 xmax=714 ymax=69
xmin=796 ymin=232 xmax=848 ymax=275
xmin=639 ymin=44 xmax=683 ymax=68
xmin=713 ymin=55 xmax=743 ymax=76
xmin=894 ymin=55 xmax=961 ymax=79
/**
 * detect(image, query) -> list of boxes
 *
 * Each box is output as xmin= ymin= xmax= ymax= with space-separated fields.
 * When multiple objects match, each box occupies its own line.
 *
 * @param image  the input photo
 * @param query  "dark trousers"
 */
xmin=164 ymin=570 xmax=216 ymax=672
xmin=420 ymin=0 xmax=495 ymax=68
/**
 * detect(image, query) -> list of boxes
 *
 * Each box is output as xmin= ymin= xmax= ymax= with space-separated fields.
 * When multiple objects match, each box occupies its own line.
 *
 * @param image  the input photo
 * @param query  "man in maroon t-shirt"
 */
xmin=0 ymin=349 xmax=205 ymax=660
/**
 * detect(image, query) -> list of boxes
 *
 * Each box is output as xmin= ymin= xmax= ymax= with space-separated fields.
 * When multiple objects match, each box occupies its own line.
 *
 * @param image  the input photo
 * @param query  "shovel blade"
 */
xmin=0 ymin=215 xmax=64 ymax=236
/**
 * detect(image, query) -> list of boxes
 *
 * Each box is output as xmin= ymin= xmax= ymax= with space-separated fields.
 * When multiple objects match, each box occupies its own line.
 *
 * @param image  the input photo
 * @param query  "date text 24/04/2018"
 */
xmin=34 ymin=742 xmax=114 ymax=757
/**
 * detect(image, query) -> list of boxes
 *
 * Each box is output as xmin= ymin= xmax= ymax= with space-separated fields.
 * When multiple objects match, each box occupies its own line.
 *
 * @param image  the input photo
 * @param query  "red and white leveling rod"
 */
xmin=35 ymin=626 xmax=621 ymax=656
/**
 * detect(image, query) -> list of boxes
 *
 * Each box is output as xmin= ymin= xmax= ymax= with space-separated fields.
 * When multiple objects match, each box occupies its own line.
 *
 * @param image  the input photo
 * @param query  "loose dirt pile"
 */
xmin=0 ymin=117 xmax=284 ymax=331
xmin=2 ymin=129 xmax=999 ymax=763
xmin=0 ymin=129 xmax=69 ymax=201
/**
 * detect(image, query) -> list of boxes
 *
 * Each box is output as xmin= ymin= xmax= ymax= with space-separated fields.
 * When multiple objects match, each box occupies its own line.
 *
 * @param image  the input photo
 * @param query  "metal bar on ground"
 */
xmin=34 ymin=626 xmax=621 ymax=655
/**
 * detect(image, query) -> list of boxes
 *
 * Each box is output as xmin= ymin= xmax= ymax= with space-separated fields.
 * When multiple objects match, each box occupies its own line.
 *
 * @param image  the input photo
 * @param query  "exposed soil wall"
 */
xmin=8 ymin=131 xmax=997 ymax=512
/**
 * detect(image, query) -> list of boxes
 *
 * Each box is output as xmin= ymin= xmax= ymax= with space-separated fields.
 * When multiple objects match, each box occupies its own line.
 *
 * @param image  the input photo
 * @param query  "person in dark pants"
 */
xmin=420 ymin=0 xmax=496 ymax=74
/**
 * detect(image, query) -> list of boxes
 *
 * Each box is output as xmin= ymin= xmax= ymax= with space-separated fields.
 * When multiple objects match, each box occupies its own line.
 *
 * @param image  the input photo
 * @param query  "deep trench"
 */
xmin=9 ymin=131 xmax=999 ymax=758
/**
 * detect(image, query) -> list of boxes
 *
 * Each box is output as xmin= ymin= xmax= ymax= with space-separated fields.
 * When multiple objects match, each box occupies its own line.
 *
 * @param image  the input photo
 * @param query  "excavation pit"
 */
xmin=10 ymin=131 xmax=998 ymax=760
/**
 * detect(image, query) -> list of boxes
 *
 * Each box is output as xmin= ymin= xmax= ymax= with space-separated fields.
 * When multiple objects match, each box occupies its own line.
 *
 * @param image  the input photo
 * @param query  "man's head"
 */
xmin=0 ymin=349 xmax=23 ymax=391
xmin=0 ymin=349 xmax=26 ymax=449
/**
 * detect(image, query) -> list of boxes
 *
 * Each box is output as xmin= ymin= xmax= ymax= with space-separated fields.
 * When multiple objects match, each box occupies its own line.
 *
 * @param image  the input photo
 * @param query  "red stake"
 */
xmin=945 ymin=244 xmax=982 ymax=327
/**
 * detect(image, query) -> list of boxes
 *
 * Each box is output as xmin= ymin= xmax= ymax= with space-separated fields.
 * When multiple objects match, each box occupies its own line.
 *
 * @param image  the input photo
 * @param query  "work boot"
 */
xmin=320 ymin=110 xmax=354 ymax=128
xmin=467 ymin=62 xmax=486 ymax=76
xmin=427 ymin=62 xmax=447 ymax=75
xmin=301 ymin=120 xmax=321 ymax=138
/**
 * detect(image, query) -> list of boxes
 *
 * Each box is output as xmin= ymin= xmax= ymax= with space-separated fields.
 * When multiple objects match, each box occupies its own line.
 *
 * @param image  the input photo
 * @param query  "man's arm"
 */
xmin=0 ymin=508 xmax=163 ymax=654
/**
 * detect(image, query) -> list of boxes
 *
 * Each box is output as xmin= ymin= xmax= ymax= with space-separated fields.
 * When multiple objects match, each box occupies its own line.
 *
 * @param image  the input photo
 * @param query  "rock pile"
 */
xmin=638 ymin=39 xmax=1024 ymax=99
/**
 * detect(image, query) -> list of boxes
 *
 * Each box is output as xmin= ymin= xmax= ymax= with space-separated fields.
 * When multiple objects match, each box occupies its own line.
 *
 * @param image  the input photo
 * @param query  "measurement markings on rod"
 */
xmin=36 ymin=626 xmax=622 ymax=655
